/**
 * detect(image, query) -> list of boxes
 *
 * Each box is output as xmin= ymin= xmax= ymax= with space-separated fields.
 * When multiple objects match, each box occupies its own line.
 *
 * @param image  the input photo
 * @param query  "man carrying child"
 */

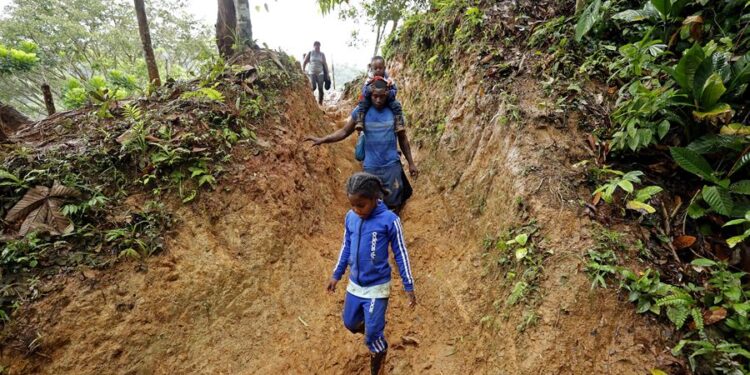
xmin=305 ymin=57 xmax=417 ymax=214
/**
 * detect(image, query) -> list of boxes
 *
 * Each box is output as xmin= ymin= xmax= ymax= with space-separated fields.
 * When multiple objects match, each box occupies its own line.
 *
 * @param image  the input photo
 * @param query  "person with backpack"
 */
xmin=305 ymin=79 xmax=418 ymax=215
xmin=302 ymin=41 xmax=330 ymax=105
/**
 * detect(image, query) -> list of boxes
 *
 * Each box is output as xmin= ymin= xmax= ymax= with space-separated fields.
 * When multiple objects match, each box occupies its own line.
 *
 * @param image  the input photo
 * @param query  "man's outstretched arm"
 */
xmin=305 ymin=115 xmax=356 ymax=146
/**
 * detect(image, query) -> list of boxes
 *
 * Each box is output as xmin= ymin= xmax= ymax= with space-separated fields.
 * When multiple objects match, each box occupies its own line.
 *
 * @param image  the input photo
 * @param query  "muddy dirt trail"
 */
xmin=1 ymin=78 xmax=674 ymax=374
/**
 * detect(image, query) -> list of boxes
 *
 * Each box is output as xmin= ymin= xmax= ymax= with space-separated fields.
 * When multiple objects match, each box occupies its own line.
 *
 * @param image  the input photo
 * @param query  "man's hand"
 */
xmin=326 ymin=278 xmax=339 ymax=293
xmin=406 ymin=291 xmax=417 ymax=308
xmin=408 ymin=163 xmax=419 ymax=179
xmin=304 ymin=136 xmax=325 ymax=146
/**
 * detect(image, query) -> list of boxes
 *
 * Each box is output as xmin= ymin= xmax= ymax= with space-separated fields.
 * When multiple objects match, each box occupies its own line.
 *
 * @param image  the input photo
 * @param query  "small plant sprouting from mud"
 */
xmin=481 ymin=220 xmax=549 ymax=333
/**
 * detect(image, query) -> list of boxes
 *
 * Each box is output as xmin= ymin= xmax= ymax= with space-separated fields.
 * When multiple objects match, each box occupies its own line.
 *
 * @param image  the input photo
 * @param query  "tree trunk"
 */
xmin=373 ymin=21 xmax=383 ymax=57
xmin=389 ymin=18 xmax=399 ymax=37
xmin=216 ymin=0 xmax=237 ymax=59
xmin=41 ymin=84 xmax=56 ymax=115
xmin=234 ymin=0 xmax=254 ymax=48
xmin=134 ymin=0 xmax=161 ymax=86
xmin=331 ymin=58 xmax=335 ymax=90
xmin=0 ymin=101 xmax=31 ymax=142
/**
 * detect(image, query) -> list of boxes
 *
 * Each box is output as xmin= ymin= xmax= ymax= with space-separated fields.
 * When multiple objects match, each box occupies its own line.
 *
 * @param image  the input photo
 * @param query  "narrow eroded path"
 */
xmin=1 ymin=88 xmax=668 ymax=374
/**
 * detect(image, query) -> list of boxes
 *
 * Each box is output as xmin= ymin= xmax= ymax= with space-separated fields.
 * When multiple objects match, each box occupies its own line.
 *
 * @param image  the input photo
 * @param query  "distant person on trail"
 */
xmin=353 ymin=56 xmax=404 ymax=132
xmin=326 ymin=172 xmax=417 ymax=375
xmin=302 ymin=41 xmax=329 ymax=105
xmin=305 ymin=79 xmax=418 ymax=215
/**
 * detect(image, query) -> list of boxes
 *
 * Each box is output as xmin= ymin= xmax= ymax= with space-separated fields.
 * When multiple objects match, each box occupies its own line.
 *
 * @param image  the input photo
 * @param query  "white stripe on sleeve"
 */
xmin=332 ymin=226 xmax=348 ymax=274
xmin=394 ymin=218 xmax=414 ymax=285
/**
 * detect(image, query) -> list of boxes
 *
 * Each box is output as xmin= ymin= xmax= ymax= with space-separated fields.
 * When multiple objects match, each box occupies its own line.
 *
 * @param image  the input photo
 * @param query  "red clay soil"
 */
xmin=0 ymin=72 xmax=677 ymax=374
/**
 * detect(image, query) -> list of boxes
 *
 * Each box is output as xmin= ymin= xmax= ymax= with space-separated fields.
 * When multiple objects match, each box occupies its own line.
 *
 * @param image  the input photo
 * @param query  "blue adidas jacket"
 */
xmin=332 ymin=201 xmax=414 ymax=292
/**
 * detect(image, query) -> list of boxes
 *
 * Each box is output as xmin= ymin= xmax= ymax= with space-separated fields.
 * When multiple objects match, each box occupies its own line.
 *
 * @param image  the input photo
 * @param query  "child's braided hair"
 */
xmin=346 ymin=172 xmax=390 ymax=200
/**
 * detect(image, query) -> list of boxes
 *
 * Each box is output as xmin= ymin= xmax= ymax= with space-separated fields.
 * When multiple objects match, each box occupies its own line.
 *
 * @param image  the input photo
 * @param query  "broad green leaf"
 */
xmin=730 ymin=180 xmax=750 ymax=195
xmin=693 ymin=55 xmax=716 ymax=101
xmin=650 ymin=0 xmax=670 ymax=17
xmin=575 ymin=0 xmax=602 ymax=41
xmin=651 ymin=369 xmax=668 ymax=375
xmin=687 ymin=135 xmax=746 ymax=154
xmin=628 ymin=130 xmax=640 ymax=151
xmin=604 ymin=183 xmax=617 ymax=203
xmin=670 ymin=147 xmax=716 ymax=182
xmin=698 ymin=73 xmax=726 ymax=109
xmin=720 ymin=123 xmax=750 ymax=135
xmin=702 ymin=185 xmax=734 ymax=216
xmin=726 ymin=234 xmax=748 ymax=248
xmin=198 ymin=175 xmax=216 ymax=187
xmin=692 ymin=103 xmax=733 ymax=124
xmin=672 ymin=44 xmax=705 ymax=91
xmin=515 ymin=247 xmax=528 ymax=260
xmin=717 ymin=179 xmax=733 ymax=189
xmin=691 ymin=258 xmax=717 ymax=267
xmin=723 ymin=218 xmax=748 ymax=227
xmin=612 ymin=9 xmax=653 ymax=22
xmin=657 ymin=120 xmax=670 ymax=139
xmin=734 ymin=302 xmax=750 ymax=317
xmin=729 ymin=152 xmax=750 ymax=176
xmin=671 ymin=340 xmax=688 ymax=355
xmin=622 ymin=170 xmax=644 ymax=181
xmin=626 ymin=200 xmax=656 ymax=214
xmin=638 ymin=129 xmax=653 ymax=147
xmin=0 ymin=169 xmax=22 ymax=183
xmin=635 ymin=186 xmax=663 ymax=202
xmin=618 ymin=179 xmax=634 ymax=193
xmin=515 ymin=233 xmax=528 ymax=246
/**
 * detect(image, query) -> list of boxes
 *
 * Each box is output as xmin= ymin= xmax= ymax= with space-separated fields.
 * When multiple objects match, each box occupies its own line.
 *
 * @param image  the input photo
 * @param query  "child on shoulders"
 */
xmin=354 ymin=56 xmax=405 ymax=133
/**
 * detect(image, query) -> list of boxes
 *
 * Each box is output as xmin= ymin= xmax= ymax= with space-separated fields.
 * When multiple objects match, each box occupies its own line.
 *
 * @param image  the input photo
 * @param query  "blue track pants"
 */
xmin=342 ymin=292 xmax=389 ymax=353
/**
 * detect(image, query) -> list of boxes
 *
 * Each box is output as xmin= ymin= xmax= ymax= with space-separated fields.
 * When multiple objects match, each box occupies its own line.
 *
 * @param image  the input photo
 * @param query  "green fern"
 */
xmin=123 ymin=103 xmax=142 ymax=121
xmin=666 ymin=306 xmax=690 ymax=329
xmin=657 ymin=290 xmax=697 ymax=329
xmin=180 ymin=87 xmax=225 ymax=103
xmin=691 ymin=308 xmax=704 ymax=331
xmin=656 ymin=291 xmax=694 ymax=307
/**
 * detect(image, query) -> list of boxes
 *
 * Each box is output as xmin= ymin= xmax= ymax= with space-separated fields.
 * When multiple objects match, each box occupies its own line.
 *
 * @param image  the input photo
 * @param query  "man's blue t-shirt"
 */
xmin=352 ymin=107 xmax=400 ymax=169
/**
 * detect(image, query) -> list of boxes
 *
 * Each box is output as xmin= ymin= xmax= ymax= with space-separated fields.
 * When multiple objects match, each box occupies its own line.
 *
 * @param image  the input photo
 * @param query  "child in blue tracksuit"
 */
xmin=326 ymin=172 xmax=416 ymax=375
xmin=354 ymin=56 xmax=405 ymax=133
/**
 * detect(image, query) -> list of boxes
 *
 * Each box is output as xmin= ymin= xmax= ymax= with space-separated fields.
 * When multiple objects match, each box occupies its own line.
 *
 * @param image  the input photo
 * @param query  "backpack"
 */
xmin=354 ymin=132 xmax=365 ymax=161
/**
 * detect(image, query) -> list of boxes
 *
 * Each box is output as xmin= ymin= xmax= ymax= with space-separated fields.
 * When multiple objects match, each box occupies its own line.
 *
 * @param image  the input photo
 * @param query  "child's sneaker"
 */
xmin=355 ymin=111 xmax=365 ymax=132
xmin=394 ymin=115 xmax=405 ymax=133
